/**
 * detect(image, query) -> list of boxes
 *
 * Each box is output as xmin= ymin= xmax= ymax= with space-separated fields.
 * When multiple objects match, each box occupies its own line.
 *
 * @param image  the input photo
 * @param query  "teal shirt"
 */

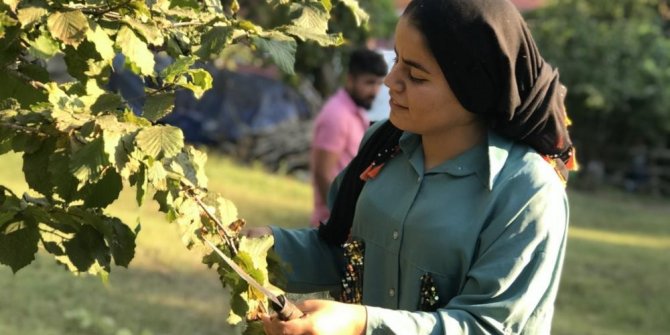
xmin=271 ymin=125 xmax=569 ymax=335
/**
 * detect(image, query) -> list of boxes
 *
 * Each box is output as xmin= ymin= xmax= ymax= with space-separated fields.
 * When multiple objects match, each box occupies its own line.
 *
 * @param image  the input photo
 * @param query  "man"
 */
xmin=310 ymin=49 xmax=388 ymax=227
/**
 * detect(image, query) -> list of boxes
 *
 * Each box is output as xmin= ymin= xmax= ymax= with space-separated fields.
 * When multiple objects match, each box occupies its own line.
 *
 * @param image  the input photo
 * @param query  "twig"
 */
xmin=66 ymin=0 xmax=132 ymax=16
xmin=170 ymin=21 xmax=204 ymax=28
xmin=179 ymin=180 xmax=239 ymax=255
xmin=0 ymin=122 xmax=49 ymax=137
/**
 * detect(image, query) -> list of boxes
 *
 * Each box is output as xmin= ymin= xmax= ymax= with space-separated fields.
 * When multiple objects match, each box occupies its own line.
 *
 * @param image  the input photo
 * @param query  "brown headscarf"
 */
xmin=319 ymin=0 xmax=576 ymax=246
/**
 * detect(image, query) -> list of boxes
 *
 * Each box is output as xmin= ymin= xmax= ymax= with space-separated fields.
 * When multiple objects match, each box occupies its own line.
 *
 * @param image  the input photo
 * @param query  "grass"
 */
xmin=1 ymin=150 xmax=669 ymax=335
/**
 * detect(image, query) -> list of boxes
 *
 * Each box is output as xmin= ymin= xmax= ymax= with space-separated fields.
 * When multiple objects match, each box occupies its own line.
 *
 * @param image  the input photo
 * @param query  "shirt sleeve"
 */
xmin=313 ymin=105 xmax=350 ymax=153
xmin=365 ymin=178 xmax=569 ymax=335
xmin=270 ymin=227 xmax=345 ymax=293
xmin=270 ymin=121 xmax=389 ymax=294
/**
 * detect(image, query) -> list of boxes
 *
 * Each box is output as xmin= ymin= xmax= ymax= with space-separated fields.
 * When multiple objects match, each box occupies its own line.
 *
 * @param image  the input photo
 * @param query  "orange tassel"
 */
xmin=360 ymin=164 xmax=384 ymax=181
xmin=566 ymin=147 xmax=579 ymax=171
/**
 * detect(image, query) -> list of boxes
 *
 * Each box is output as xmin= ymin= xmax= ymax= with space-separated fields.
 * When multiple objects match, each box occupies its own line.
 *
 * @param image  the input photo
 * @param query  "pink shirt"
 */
xmin=310 ymin=89 xmax=370 ymax=227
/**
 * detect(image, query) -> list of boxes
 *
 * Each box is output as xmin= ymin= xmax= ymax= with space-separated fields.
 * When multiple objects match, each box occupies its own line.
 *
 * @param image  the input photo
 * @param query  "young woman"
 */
xmin=252 ymin=0 xmax=577 ymax=334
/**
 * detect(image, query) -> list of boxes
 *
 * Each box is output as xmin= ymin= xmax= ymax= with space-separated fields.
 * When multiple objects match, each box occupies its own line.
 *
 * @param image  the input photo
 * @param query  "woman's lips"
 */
xmin=390 ymin=98 xmax=408 ymax=109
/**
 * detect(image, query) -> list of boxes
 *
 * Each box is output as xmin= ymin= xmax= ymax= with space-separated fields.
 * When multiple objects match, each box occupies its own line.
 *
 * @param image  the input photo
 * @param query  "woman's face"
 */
xmin=385 ymin=17 xmax=480 ymax=137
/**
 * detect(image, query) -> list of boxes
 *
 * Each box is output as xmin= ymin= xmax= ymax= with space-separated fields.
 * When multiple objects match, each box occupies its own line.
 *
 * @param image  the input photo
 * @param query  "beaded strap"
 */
xmin=337 ymin=240 xmax=365 ymax=304
xmin=419 ymin=273 xmax=440 ymax=312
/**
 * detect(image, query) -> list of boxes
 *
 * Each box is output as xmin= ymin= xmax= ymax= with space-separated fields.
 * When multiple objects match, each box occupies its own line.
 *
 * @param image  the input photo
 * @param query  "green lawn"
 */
xmin=1 ymin=150 xmax=669 ymax=335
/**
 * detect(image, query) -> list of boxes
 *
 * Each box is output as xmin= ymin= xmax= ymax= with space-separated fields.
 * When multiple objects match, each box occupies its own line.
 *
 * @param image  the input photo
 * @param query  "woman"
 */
xmin=253 ymin=0 xmax=577 ymax=334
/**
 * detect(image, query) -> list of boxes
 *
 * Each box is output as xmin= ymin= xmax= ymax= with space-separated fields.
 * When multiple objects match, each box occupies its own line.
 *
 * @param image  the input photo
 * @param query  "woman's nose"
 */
xmin=384 ymin=67 xmax=404 ymax=93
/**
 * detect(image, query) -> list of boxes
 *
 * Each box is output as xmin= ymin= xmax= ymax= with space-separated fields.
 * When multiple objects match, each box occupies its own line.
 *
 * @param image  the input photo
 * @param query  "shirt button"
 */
xmin=389 ymin=288 xmax=395 ymax=297
xmin=417 ymin=176 xmax=422 ymax=183
xmin=392 ymin=230 xmax=399 ymax=240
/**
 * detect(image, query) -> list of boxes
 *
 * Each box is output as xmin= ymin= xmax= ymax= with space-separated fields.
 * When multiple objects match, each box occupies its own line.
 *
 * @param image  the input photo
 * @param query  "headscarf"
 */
xmin=319 ymin=0 xmax=576 ymax=246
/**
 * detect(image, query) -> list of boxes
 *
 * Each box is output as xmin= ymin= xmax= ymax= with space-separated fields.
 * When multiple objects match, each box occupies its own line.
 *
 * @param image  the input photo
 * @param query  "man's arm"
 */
xmin=312 ymin=148 xmax=341 ymax=202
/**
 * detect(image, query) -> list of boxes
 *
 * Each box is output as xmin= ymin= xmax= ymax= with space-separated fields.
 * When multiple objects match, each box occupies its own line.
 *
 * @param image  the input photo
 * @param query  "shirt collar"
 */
xmin=398 ymin=130 xmax=513 ymax=190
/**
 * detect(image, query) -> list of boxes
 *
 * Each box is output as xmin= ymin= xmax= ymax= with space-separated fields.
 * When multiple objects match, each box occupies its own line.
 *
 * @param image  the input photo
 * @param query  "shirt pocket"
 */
xmin=406 ymin=262 xmax=459 ymax=312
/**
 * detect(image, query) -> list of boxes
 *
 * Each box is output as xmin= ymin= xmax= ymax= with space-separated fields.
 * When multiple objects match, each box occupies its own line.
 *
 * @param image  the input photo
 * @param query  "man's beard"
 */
xmin=350 ymin=93 xmax=375 ymax=110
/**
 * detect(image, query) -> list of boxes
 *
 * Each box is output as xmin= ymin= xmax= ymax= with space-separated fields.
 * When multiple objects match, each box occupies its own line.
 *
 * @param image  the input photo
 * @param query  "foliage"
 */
xmin=237 ymin=0 xmax=398 ymax=96
xmin=526 ymin=0 xmax=670 ymax=160
xmin=0 ymin=0 xmax=366 ymax=333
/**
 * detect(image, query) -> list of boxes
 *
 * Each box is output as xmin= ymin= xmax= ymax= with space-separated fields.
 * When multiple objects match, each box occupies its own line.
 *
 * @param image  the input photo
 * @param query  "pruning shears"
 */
xmin=204 ymin=239 xmax=304 ymax=321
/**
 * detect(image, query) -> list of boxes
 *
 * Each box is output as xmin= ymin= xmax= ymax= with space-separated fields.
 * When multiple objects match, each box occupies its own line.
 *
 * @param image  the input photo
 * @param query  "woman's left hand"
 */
xmin=260 ymin=299 xmax=367 ymax=335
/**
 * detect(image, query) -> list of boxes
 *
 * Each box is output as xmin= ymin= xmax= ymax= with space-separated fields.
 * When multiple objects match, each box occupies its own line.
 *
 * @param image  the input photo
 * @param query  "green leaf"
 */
xmin=95 ymin=114 xmax=140 ymax=171
xmin=228 ymin=290 xmax=248 ymax=325
xmin=234 ymin=251 xmax=267 ymax=297
xmin=203 ymin=0 xmax=224 ymax=14
xmin=43 ymin=241 xmax=65 ymax=256
xmin=116 ymin=25 xmax=155 ymax=76
xmin=0 ymin=25 xmax=21 ymax=67
xmin=107 ymin=217 xmax=136 ymax=267
xmin=161 ymin=55 xmax=196 ymax=83
xmin=90 ymin=93 xmax=124 ymax=114
xmin=0 ymin=71 xmax=48 ymax=107
xmin=135 ymin=125 xmax=184 ymax=159
xmin=48 ymin=144 xmax=79 ymax=203
xmin=121 ymin=109 xmax=152 ymax=127
xmin=0 ymin=12 xmax=17 ymax=39
xmin=10 ymin=132 xmax=43 ymax=154
xmin=47 ymin=10 xmax=89 ymax=47
xmin=147 ymin=160 xmax=168 ymax=191
xmin=0 ymin=220 xmax=40 ymax=273
xmin=338 ymin=0 xmax=369 ymax=26
xmin=63 ymin=42 xmax=100 ymax=82
xmin=86 ymin=21 xmax=115 ymax=62
xmin=69 ymin=137 xmax=109 ymax=185
xmin=142 ymin=93 xmax=174 ymax=122
xmin=115 ymin=134 xmax=142 ymax=180
xmin=62 ymin=224 xmax=111 ymax=272
xmin=216 ymin=196 xmax=238 ymax=227
xmin=2 ymin=0 xmax=19 ymax=12
xmin=18 ymin=63 xmax=50 ymax=83
xmin=170 ymin=0 xmax=199 ymax=9
xmin=169 ymin=146 xmax=208 ymax=188
xmin=45 ymin=208 xmax=80 ymax=234
xmin=122 ymin=17 xmax=164 ymax=46
xmin=252 ymin=32 xmax=297 ymax=75
xmin=79 ymin=169 xmax=123 ymax=208
xmin=197 ymin=26 xmax=234 ymax=59
xmin=17 ymin=6 xmax=48 ymax=28
xmin=179 ymin=69 xmax=212 ymax=99
xmin=238 ymin=235 xmax=275 ymax=275
xmin=282 ymin=25 xmax=343 ymax=46
xmin=130 ymin=164 xmax=147 ymax=206
xmin=281 ymin=2 xmax=343 ymax=46
xmin=28 ymin=32 xmax=61 ymax=60
xmin=153 ymin=190 xmax=173 ymax=213
xmin=238 ymin=20 xmax=262 ymax=34
xmin=0 ymin=206 xmax=17 ymax=228
xmin=173 ymin=197 xmax=201 ymax=248
xmin=321 ymin=0 xmax=332 ymax=12
xmin=22 ymin=138 xmax=54 ymax=196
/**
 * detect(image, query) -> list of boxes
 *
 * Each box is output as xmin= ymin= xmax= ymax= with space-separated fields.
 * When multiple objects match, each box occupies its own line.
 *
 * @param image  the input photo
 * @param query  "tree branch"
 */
xmin=0 ymin=122 xmax=49 ymax=137
xmin=179 ymin=180 xmax=239 ymax=256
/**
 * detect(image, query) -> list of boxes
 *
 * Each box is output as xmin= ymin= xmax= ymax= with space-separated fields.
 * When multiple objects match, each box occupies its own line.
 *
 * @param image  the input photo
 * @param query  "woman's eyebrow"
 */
xmin=393 ymin=47 xmax=431 ymax=74
xmin=402 ymin=57 xmax=431 ymax=74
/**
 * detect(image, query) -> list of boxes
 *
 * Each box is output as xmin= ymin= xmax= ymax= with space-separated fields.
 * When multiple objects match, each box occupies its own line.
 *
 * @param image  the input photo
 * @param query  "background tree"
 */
xmin=0 ymin=0 xmax=366 ymax=333
xmin=526 ymin=0 xmax=670 ymax=165
xmin=236 ymin=0 xmax=397 ymax=97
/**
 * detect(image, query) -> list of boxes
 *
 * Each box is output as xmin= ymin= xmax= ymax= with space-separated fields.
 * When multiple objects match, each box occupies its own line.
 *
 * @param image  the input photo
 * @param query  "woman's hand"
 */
xmin=260 ymin=299 xmax=367 ymax=335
